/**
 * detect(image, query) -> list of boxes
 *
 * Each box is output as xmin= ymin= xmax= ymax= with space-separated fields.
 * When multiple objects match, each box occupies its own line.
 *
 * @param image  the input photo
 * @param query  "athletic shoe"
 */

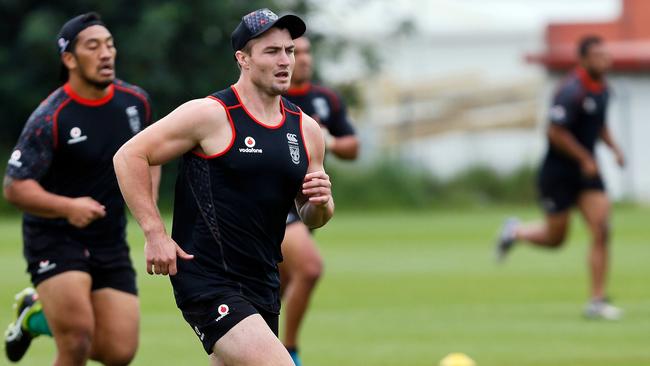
xmin=288 ymin=348 xmax=302 ymax=366
xmin=584 ymin=298 xmax=623 ymax=320
xmin=4 ymin=288 xmax=39 ymax=362
xmin=495 ymin=217 xmax=519 ymax=263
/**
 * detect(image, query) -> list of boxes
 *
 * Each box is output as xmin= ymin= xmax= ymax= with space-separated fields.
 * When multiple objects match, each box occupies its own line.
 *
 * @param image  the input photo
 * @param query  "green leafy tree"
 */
xmin=0 ymin=0 xmax=310 ymax=145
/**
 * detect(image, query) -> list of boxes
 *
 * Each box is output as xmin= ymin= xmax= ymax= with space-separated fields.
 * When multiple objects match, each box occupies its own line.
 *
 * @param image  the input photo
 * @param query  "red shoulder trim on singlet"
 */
xmin=63 ymin=83 xmax=114 ymax=106
xmin=191 ymin=96 xmax=236 ymax=159
xmin=114 ymin=84 xmax=152 ymax=123
xmin=230 ymin=85 xmax=286 ymax=129
xmin=298 ymin=110 xmax=311 ymax=165
xmin=284 ymin=105 xmax=302 ymax=116
xmin=52 ymin=98 xmax=73 ymax=149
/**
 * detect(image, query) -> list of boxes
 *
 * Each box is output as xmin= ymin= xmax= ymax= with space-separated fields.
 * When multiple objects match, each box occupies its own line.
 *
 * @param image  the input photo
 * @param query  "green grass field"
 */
xmin=0 ymin=206 xmax=648 ymax=366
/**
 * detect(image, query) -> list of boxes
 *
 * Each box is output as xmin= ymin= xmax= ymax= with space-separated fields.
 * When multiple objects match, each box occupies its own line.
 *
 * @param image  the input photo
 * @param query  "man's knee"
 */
xmin=57 ymin=327 xmax=94 ymax=361
xmin=92 ymin=344 xmax=137 ymax=366
xmin=300 ymin=254 xmax=323 ymax=284
xmin=546 ymin=231 xmax=567 ymax=248
xmin=590 ymin=220 xmax=610 ymax=245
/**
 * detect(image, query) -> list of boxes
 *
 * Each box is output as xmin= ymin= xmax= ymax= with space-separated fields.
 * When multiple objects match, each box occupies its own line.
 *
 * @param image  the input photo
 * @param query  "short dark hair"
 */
xmin=578 ymin=35 xmax=603 ymax=58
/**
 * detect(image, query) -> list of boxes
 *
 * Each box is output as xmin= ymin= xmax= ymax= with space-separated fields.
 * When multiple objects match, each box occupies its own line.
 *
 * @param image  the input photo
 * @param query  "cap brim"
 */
xmin=251 ymin=14 xmax=306 ymax=41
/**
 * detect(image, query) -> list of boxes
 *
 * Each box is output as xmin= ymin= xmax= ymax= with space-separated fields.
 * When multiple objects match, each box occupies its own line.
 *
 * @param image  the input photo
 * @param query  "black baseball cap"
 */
xmin=57 ymin=12 xmax=106 ymax=81
xmin=231 ymin=8 xmax=306 ymax=52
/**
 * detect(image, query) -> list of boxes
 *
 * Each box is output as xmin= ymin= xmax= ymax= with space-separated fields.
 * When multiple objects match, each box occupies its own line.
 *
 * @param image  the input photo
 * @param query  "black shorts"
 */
xmin=537 ymin=162 xmax=605 ymax=213
xmin=180 ymin=292 xmax=279 ymax=355
xmin=286 ymin=204 xmax=301 ymax=225
xmin=23 ymin=225 xmax=137 ymax=295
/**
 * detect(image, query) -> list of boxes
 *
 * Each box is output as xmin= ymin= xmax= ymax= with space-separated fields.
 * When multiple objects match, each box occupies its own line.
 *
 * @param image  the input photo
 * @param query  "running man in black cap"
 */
xmin=496 ymin=35 xmax=625 ymax=320
xmin=3 ymin=12 xmax=157 ymax=364
xmin=113 ymin=8 xmax=333 ymax=366
xmin=280 ymin=35 xmax=359 ymax=366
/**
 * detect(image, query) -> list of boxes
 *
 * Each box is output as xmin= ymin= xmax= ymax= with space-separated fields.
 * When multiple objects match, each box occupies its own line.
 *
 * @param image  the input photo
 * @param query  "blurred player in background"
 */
xmin=3 ymin=12 xmax=157 ymax=364
xmin=280 ymin=36 xmax=359 ymax=365
xmin=113 ymin=8 xmax=334 ymax=365
xmin=496 ymin=35 xmax=625 ymax=320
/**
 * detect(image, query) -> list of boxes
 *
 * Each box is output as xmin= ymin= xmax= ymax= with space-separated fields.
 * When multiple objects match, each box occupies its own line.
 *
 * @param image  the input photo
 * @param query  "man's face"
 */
xmin=244 ymin=27 xmax=295 ymax=95
xmin=583 ymin=43 xmax=611 ymax=77
xmin=292 ymin=37 xmax=312 ymax=85
xmin=65 ymin=25 xmax=116 ymax=88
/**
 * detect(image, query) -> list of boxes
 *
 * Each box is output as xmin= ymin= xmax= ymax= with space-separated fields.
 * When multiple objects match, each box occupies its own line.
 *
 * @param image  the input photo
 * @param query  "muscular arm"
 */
xmin=548 ymin=124 xmax=594 ymax=165
xmin=113 ymin=98 xmax=231 ymax=275
xmin=3 ymin=177 xmax=106 ymax=227
xmin=323 ymin=93 xmax=359 ymax=160
xmin=5 ymin=177 xmax=72 ymax=217
xmin=149 ymin=165 xmax=162 ymax=202
xmin=600 ymin=126 xmax=625 ymax=166
xmin=296 ymin=115 xmax=335 ymax=229
xmin=3 ymin=107 xmax=107 ymax=226
xmin=328 ymin=134 xmax=359 ymax=160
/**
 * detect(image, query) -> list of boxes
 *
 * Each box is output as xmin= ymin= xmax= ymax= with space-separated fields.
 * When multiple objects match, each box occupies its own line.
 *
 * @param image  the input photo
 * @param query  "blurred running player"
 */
xmin=3 ymin=12 xmax=158 ymax=364
xmin=496 ymin=35 xmax=625 ymax=320
xmin=280 ymin=36 xmax=359 ymax=366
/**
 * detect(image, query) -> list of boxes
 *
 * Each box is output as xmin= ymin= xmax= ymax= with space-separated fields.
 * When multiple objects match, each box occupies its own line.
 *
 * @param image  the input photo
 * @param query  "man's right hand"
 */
xmin=65 ymin=196 xmax=106 ymax=228
xmin=144 ymin=231 xmax=194 ymax=276
xmin=581 ymin=157 xmax=599 ymax=178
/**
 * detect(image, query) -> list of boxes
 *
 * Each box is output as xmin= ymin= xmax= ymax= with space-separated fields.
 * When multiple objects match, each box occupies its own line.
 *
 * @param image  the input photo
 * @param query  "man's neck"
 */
xmin=233 ymin=79 xmax=283 ymax=126
xmin=67 ymin=76 xmax=112 ymax=100
xmin=580 ymin=65 xmax=603 ymax=82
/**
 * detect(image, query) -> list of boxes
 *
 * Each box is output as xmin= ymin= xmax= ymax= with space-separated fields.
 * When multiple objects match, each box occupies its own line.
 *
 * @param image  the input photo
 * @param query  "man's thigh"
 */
xmin=577 ymin=190 xmax=610 ymax=227
xmin=212 ymin=314 xmax=293 ymax=366
xmin=36 ymin=271 xmax=94 ymax=336
xmin=90 ymin=288 xmax=139 ymax=356
xmin=280 ymin=222 xmax=321 ymax=273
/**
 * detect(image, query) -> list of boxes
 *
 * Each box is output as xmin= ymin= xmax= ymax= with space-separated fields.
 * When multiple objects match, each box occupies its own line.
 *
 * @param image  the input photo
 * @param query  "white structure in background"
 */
xmin=309 ymin=0 xmax=650 ymax=202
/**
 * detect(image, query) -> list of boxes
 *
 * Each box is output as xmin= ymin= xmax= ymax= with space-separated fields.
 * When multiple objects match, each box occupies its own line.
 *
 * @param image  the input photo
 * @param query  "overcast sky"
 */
xmin=308 ymin=0 xmax=621 ymax=37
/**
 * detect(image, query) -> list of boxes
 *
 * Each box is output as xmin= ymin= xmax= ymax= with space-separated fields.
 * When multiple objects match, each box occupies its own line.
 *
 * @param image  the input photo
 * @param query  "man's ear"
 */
xmin=235 ymin=50 xmax=250 ymax=70
xmin=61 ymin=52 xmax=77 ymax=72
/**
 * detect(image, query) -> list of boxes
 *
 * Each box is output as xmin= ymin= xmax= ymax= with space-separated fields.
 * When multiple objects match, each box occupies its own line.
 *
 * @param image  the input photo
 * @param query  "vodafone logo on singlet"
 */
xmin=67 ymin=127 xmax=88 ymax=144
xmin=239 ymin=136 xmax=263 ymax=154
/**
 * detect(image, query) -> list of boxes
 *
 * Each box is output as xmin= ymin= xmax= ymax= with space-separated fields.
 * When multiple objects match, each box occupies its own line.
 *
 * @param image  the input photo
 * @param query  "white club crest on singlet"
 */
xmin=126 ymin=106 xmax=141 ymax=134
xmin=67 ymin=127 xmax=88 ymax=144
xmin=287 ymin=133 xmax=300 ymax=165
